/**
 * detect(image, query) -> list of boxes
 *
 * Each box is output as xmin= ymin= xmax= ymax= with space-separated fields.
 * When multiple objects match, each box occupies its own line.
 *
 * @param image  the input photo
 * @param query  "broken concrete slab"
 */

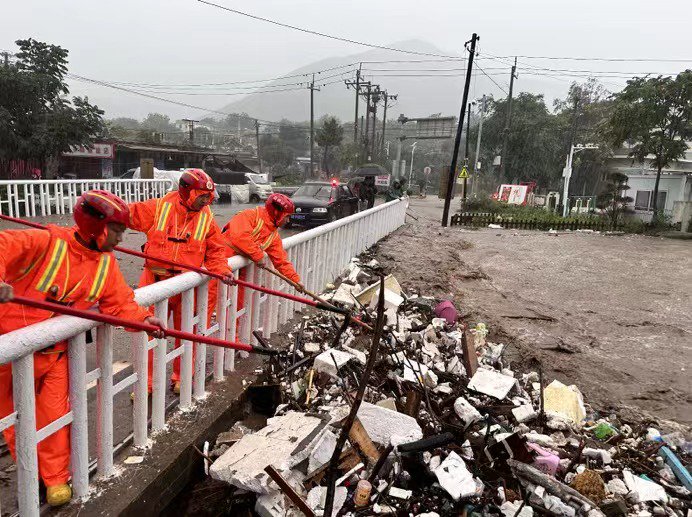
xmin=332 ymin=283 xmax=359 ymax=307
xmin=314 ymin=349 xmax=355 ymax=378
xmin=307 ymin=486 xmax=348 ymax=516
xmin=209 ymin=412 xmax=325 ymax=493
xmin=468 ymin=368 xmax=517 ymax=400
xmin=333 ymin=401 xmax=423 ymax=447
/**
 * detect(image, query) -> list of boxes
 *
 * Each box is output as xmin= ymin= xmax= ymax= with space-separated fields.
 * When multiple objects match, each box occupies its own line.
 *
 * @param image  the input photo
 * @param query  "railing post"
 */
xmin=214 ymin=282 xmax=227 ymax=381
xmin=179 ymin=289 xmax=194 ymax=409
xmin=250 ymin=264 xmax=261 ymax=345
xmin=131 ymin=331 xmax=148 ymax=448
xmin=152 ymin=299 xmax=168 ymax=431
xmin=68 ymin=333 xmax=89 ymax=499
xmin=96 ymin=325 xmax=114 ymax=479
xmin=193 ymin=283 xmax=208 ymax=401
xmin=225 ymin=271 xmax=238 ymax=372
xmin=13 ymin=353 xmax=40 ymax=517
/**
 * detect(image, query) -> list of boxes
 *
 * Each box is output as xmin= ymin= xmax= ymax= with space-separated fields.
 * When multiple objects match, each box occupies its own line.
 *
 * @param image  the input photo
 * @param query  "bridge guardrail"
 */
xmin=0 ymin=179 xmax=174 ymax=218
xmin=0 ymin=198 xmax=408 ymax=516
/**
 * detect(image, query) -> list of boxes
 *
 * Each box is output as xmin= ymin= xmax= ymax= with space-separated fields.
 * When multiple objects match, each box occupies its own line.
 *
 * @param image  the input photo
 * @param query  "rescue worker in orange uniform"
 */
xmin=0 ymin=191 xmax=164 ymax=507
xmin=128 ymin=169 xmax=232 ymax=394
xmin=216 ymin=193 xmax=304 ymax=316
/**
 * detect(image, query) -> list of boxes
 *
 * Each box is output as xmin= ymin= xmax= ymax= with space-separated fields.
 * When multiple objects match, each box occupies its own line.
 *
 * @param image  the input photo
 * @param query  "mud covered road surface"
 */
xmin=377 ymin=198 xmax=692 ymax=425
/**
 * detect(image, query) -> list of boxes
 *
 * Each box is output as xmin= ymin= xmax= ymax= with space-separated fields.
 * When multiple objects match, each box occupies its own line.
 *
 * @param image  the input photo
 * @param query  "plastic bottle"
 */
xmin=354 ymin=479 xmax=372 ymax=506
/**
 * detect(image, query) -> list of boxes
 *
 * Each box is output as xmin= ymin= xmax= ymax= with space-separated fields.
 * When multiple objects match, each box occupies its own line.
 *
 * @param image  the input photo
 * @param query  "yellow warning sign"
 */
xmin=458 ymin=166 xmax=469 ymax=179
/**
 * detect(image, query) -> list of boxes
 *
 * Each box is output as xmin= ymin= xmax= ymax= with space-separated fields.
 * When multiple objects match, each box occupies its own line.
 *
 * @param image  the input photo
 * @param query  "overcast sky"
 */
xmin=2 ymin=0 xmax=691 ymax=121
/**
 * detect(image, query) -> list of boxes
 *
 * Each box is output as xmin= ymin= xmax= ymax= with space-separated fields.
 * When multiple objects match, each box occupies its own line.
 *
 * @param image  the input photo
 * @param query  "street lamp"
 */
xmin=562 ymin=144 xmax=599 ymax=217
xmin=408 ymin=141 xmax=418 ymax=188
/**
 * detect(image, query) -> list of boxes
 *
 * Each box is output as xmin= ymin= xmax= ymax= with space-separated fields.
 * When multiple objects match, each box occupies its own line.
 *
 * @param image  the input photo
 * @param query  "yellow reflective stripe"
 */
xmin=250 ymin=209 xmax=264 ymax=237
xmin=87 ymin=255 xmax=111 ymax=302
xmin=156 ymin=203 xmax=172 ymax=232
xmin=260 ymin=230 xmax=277 ymax=250
xmin=36 ymin=239 xmax=67 ymax=292
xmin=193 ymin=211 xmax=208 ymax=241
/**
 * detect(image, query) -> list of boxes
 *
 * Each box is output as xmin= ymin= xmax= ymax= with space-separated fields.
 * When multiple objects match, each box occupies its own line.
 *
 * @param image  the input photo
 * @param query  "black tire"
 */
xmin=250 ymin=194 xmax=260 ymax=203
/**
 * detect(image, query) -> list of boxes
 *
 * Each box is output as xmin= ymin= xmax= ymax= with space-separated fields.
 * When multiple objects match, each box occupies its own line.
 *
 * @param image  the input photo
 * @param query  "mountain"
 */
xmin=218 ymin=40 xmax=480 ymax=122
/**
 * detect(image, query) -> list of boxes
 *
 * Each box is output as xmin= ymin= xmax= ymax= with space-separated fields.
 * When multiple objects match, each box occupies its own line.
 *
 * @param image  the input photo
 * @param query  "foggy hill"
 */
xmin=217 ymin=40 xmax=572 ymax=122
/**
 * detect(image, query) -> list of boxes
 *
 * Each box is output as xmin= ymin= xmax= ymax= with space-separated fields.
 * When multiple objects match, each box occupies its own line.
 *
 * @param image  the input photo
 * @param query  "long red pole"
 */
xmin=0 ymin=214 xmax=346 ymax=316
xmin=9 ymin=295 xmax=276 ymax=355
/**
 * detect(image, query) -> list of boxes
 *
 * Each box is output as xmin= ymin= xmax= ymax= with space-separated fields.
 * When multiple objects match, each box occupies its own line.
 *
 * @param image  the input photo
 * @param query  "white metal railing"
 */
xmin=0 ymin=198 xmax=408 ymax=516
xmin=0 ymin=179 xmax=174 ymax=218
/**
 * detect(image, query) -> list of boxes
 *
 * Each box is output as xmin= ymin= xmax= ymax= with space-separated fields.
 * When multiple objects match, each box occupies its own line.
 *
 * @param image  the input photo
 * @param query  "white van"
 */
xmin=245 ymin=173 xmax=273 ymax=203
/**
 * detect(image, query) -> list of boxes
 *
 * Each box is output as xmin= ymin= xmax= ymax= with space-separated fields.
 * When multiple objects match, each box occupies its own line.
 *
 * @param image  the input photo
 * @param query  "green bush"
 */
xmin=462 ymin=199 xmax=601 ymax=224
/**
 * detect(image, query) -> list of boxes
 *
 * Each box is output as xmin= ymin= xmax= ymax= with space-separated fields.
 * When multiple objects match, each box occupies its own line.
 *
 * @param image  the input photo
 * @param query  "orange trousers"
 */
xmin=139 ymin=269 xmax=217 ymax=390
xmin=0 ymin=347 xmax=70 ymax=487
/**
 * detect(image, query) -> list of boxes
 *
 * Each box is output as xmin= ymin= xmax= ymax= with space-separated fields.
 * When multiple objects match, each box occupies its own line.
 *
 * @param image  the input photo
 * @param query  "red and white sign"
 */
xmin=498 ymin=184 xmax=529 ymax=205
xmin=63 ymin=143 xmax=114 ymax=159
xmin=375 ymin=174 xmax=391 ymax=187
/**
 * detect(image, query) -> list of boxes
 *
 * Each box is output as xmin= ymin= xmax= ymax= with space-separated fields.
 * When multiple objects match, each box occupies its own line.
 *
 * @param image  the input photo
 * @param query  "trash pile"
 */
xmin=207 ymin=257 xmax=691 ymax=517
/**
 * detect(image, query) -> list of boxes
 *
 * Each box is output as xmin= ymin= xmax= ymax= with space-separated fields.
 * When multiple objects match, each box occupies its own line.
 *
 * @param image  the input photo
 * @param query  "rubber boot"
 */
xmin=46 ymin=484 xmax=72 ymax=507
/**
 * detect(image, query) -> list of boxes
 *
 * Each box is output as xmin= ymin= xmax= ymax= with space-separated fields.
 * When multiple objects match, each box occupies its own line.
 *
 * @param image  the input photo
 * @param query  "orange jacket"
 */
xmin=129 ymin=191 xmax=229 ymax=277
xmin=0 ymin=226 xmax=151 ymax=337
xmin=222 ymin=207 xmax=300 ymax=283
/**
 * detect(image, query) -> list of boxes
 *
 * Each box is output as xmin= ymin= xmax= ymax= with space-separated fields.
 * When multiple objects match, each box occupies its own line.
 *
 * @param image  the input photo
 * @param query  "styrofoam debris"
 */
xmin=512 ymin=405 xmax=538 ymax=423
xmin=434 ymin=452 xmax=482 ymax=501
xmin=453 ymin=397 xmax=483 ymax=428
xmin=307 ymin=486 xmax=348 ymax=517
xmin=389 ymin=486 xmax=413 ymax=500
xmin=501 ymin=501 xmax=534 ymax=517
xmin=543 ymin=380 xmax=586 ymax=425
xmin=468 ymin=368 xmax=517 ymax=399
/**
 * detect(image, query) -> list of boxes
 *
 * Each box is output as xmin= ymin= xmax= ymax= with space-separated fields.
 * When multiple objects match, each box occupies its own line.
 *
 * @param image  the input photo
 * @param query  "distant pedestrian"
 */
xmin=385 ymin=179 xmax=404 ymax=202
xmin=360 ymin=176 xmax=376 ymax=209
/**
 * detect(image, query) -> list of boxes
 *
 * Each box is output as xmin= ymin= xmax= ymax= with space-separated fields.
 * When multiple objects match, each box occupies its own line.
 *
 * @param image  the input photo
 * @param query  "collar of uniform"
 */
xmin=68 ymin=227 xmax=103 ymax=260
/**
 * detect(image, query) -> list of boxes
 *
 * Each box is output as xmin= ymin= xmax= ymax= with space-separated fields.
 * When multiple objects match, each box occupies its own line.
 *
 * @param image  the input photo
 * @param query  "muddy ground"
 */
xmin=378 ymin=198 xmax=692 ymax=425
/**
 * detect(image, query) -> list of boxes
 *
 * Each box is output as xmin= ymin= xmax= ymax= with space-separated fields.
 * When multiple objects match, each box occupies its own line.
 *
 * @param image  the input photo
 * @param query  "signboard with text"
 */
xmin=375 ymin=174 xmax=391 ymax=187
xmin=63 ymin=143 xmax=114 ymax=159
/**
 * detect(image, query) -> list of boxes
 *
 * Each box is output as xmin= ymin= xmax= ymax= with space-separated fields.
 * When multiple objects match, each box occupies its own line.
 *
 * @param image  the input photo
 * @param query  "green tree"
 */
xmin=0 ymin=38 xmax=104 ymax=170
xmin=259 ymin=135 xmax=294 ymax=172
xmin=596 ymin=172 xmax=633 ymax=229
xmin=471 ymin=93 xmax=564 ymax=190
xmin=606 ymin=71 xmax=692 ymax=218
xmin=315 ymin=116 xmax=344 ymax=173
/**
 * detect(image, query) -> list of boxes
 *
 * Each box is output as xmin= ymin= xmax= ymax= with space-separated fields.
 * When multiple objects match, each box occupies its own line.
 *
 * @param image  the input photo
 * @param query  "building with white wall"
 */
xmin=609 ymin=142 xmax=692 ymax=223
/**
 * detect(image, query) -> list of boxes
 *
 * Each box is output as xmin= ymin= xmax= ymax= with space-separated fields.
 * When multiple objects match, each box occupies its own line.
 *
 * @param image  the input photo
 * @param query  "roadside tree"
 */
xmin=606 ymin=71 xmax=692 ymax=220
xmin=315 ymin=116 xmax=344 ymax=173
xmin=596 ymin=172 xmax=633 ymax=229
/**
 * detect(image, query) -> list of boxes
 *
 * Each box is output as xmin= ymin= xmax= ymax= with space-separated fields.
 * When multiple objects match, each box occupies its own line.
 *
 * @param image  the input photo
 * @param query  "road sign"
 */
xmin=424 ymin=166 xmax=432 ymax=176
xmin=458 ymin=166 xmax=469 ymax=179
xmin=375 ymin=174 xmax=391 ymax=187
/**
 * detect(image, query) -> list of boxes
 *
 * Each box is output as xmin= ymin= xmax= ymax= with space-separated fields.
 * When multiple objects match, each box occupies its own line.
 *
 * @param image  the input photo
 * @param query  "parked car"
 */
xmin=246 ymin=173 xmax=273 ymax=202
xmin=289 ymin=180 xmax=359 ymax=227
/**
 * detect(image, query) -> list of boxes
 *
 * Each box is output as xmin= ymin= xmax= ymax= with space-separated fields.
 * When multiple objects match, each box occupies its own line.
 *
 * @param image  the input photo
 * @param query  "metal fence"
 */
xmin=0 ymin=198 xmax=408 ymax=516
xmin=0 ymin=179 xmax=174 ymax=218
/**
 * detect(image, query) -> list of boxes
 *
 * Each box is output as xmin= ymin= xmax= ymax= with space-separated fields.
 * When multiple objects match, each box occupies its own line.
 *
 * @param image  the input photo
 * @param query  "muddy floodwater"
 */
xmin=379 ymin=198 xmax=692 ymax=425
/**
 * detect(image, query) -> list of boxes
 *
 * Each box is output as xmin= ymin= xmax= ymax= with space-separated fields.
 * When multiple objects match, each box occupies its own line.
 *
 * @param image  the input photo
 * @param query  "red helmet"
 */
xmin=179 ymin=169 xmax=215 ymax=209
xmin=73 ymin=190 xmax=130 ymax=250
xmin=266 ymin=193 xmax=295 ymax=225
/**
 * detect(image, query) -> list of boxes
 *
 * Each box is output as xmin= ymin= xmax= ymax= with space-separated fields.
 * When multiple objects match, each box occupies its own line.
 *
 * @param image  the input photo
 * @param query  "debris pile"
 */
xmin=207 ymin=257 xmax=691 ymax=516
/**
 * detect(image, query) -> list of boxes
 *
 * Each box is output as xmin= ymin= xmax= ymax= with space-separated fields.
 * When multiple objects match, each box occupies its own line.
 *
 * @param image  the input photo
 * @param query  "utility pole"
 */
xmin=370 ymin=87 xmax=381 ymax=161
xmin=498 ymin=57 xmax=518 ymax=184
xmin=471 ymin=95 xmax=487 ymax=198
xmin=380 ymin=91 xmax=397 ymax=158
xmin=2 ymin=52 xmax=9 ymax=67
xmin=255 ymin=120 xmax=263 ymax=175
xmin=182 ymin=119 xmax=198 ymax=144
xmin=308 ymin=74 xmax=320 ymax=178
xmin=353 ymin=68 xmax=361 ymax=142
xmin=441 ymin=33 xmax=478 ymax=227
xmin=363 ymin=84 xmax=372 ymax=157
xmin=463 ymin=102 xmax=473 ymax=203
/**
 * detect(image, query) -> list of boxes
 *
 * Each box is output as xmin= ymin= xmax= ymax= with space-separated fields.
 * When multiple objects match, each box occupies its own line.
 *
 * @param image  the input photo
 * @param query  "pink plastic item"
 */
xmin=528 ymin=442 xmax=560 ymax=476
xmin=435 ymin=300 xmax=458 ymax=325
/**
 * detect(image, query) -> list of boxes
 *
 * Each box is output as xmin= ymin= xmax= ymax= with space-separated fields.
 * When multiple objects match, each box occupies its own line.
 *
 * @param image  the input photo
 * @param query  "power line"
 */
xmin=67 ymin=73 xmax=310 ymax=127
xmin=196 ymin=0 xmax=460 ymax=58
xmin=474 ymin=63 xmax=509 ymax=95
xmin=483 ymin=52 xmax=692 ymax=63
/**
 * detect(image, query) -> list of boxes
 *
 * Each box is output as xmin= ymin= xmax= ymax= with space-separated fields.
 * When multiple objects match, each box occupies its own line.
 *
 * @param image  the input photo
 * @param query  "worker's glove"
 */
xmin=144 ymin=316 xmax=166 ymax=339
xmin=0 ymin=283 xmax=13 ymax=303
xmin=222 ymin=274 xmax=236 ymax=286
